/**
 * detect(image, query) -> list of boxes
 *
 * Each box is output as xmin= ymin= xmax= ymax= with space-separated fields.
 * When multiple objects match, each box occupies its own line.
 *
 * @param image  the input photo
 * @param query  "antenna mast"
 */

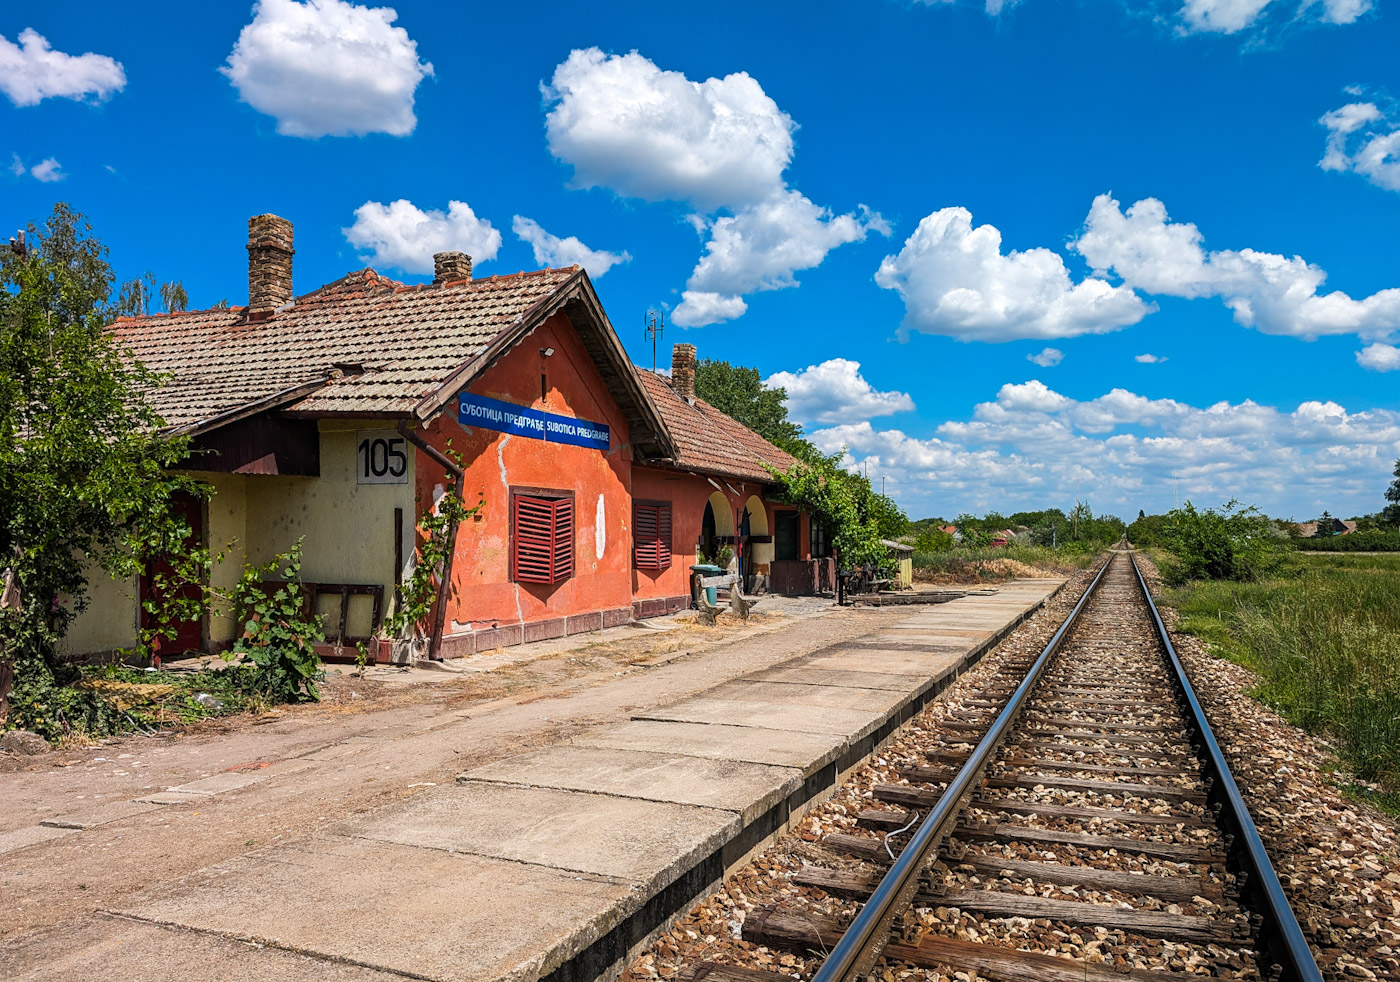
xmin=644 ymin=309 xmax=664 ymax=373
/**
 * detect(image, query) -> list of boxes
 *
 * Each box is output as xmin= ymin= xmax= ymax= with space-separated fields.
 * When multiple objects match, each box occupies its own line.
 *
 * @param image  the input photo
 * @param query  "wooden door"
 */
xmin=140 ymin=490 xmax=205 ymax=659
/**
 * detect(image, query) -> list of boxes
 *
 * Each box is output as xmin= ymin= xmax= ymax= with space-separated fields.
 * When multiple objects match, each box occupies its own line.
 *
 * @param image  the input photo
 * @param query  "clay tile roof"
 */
xmin=111 ymin=267 xmax=580 ymax=432
xmin=635 ymin=369 xmax=795 ymax=484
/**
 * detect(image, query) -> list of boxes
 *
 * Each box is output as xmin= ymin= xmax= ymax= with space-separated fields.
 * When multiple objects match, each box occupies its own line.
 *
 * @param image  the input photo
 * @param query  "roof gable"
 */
xmin=635 ymin=369 xmax=795 ymax=484
xmin=111 ymin=266 xmax=673 ymax=457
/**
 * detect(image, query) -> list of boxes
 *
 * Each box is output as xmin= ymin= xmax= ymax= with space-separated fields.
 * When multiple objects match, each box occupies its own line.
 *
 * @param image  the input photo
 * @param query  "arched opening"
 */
xmin=742 ymin=495 xmax=772 ymax=594
xmin=699 ymin=491 xmax=734 ymax=564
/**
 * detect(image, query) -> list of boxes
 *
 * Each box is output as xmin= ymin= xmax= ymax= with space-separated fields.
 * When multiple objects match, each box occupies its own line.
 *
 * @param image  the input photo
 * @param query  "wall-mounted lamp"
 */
xmin=540 ymin=346 xmax=555 ymax=357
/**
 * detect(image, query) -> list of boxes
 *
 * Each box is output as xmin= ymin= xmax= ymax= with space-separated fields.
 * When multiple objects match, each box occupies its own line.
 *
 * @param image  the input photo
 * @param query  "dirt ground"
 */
xmin=0 ymin=602 xmax=903 ymax=954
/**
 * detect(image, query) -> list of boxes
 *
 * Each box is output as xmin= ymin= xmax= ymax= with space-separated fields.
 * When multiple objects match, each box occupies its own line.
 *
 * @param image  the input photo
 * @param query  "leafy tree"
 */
xmin=1 ymin=204 xmax=205 ymax=738
xmin=1382 ymin=458 xmax=1400 ymax=529
xmin=694 ymin=359 xmax=807 ymax=454
xmin=159 ymin=280 xmax=188 ymax=313
xmin=696 ymin=358 xmax=907 ymax=569
xmin=769 ymin=448 xmax=892 ymax=569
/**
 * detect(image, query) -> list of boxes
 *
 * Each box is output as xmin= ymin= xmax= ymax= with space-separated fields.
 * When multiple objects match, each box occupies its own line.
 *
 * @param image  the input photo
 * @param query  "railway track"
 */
xmin=677 ymin=545 xmax=1324 ymax=982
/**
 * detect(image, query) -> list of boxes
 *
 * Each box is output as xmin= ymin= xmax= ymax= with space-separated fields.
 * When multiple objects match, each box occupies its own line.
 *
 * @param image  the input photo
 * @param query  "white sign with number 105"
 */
xmin=356 ymin=430 xmax=409 ymax=484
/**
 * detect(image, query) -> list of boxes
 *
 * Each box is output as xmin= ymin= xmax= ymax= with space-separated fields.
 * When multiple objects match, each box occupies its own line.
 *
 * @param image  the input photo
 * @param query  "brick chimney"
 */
xmin=434 ymin=251 xmax=473 ymax=283
xmin=671 ymin=343 xmax=697 ymax=404
xmin=247 ymin=214 xmax=294 ymax=316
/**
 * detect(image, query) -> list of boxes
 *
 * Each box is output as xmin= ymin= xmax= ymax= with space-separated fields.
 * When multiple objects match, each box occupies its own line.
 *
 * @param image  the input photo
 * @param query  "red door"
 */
xmin=140 ymin=490 xmax=205 ymax=662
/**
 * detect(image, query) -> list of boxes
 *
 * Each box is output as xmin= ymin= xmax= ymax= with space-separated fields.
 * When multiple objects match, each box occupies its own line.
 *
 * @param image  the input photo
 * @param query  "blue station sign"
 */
xmin=458 ymin=392 xmax=610 ymax=451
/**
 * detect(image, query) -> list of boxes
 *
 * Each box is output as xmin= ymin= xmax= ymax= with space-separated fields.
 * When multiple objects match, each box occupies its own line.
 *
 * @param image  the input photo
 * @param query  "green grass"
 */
xmin=914 ymin=542 xmax=1108 ymax=577
xmin=1160 ymin=552 xmax=1400 ymax=810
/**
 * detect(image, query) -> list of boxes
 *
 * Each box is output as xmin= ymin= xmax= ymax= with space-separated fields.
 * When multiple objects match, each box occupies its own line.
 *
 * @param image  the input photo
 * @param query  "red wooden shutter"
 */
xmin=513 ymin=495 xmax=556 ymax=583
xmin=634 ymin=504 xmax=657 ymax=569
xmin=656 ymin=503 xmax=672 ymax=570
xmin=552 ymin=497 xmax=574 ymax=581
xmin=512 ymin=495 xmax=575 ymax=584
xmin=633 ymin=503 xmax=673 ymax=571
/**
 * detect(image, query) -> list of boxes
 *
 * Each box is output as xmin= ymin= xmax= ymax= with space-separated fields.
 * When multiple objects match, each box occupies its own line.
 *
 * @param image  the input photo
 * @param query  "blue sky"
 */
xmin=5 ymin=0 xmax=1400 ymax=521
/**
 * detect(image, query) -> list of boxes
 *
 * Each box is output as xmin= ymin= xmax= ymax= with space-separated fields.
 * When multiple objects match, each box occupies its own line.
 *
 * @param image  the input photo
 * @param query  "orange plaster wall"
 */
xmin=629 ymin=467 xmax=784 ymax=599
xmin=414 ymin=310 xmax=636 ymax=629
xmin=629 ymin=466 xmax=707 ymax=599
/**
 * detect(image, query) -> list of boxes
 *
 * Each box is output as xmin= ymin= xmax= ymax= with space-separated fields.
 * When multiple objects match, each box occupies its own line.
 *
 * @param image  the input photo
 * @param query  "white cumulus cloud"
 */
xmin=9 ymin=153 xmax=65 ymax=182
xmin=1074 ymin=193 xmax=1400 ymax=341
xmin=819 ymin=378 xmax=1400 ymax=519
xmin=543 ymin=47 xmax=794 ymax=210
xmin=511 ymin=216 xmax=630 ymax=278
xmin=764 ymin=359 xmax=915 ymax=426
xmin=29 ymin=157 xmax=63 ymax=182
xmin=344 ymin=200 xmax=501 ymax=274
xmin=222 ymin=0 xmax=433 ymax=138
xmin=673 ymin=291 xmax=747 ymax=326
xmin=1178 ymin=0 xmax=1370 ymax=34
xmin=1319 ymin=98 xmax=1400 ymax=193
xmin=1135 ymin=353 xmax=1167 ymax=363
xmin=1357 ymin=343 xmax=1400 ymax=371
xmin=545 ymin=48 xmax=877 ymax=327
xmin=674 ymin=192 xmax=884 ymax=326
xmin=0 ymin=29 xmax=125 ymax=107
xmin=1028 ymin=347 xmax=1063 ymax=367
xmin=876 ymin=206 xmax=1153 ymax=342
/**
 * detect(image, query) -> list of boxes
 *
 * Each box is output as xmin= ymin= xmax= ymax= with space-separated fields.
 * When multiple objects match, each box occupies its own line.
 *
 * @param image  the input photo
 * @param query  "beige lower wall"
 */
xmin=61 ymin=566 xmax=139 ymax=655
xmin=64 ymin=419 xmax=416 ymax=655
xmin=243 ymin=421 xmax=415 ymax=639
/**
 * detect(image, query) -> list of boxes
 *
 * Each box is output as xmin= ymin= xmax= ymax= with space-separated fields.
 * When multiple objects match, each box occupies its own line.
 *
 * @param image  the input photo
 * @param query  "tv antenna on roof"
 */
xmin=644 ymin=308 xmax=664 ymax=373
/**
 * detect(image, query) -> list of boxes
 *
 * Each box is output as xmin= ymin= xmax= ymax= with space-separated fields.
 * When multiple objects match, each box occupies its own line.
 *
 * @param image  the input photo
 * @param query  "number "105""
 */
xmin=358 ymin=436 xmax=407 ymax=479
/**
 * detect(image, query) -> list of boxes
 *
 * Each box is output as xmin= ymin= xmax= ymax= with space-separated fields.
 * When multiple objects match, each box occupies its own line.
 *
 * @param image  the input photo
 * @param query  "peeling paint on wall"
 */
xmin=595 ymin=493 xmax=606 ymax=560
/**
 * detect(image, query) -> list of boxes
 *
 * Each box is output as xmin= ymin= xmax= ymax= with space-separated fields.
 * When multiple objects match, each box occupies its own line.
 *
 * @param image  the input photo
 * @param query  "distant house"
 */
xmin=68 ymin=214 xmax=828 ymax=663
xmin=1295 ymin=518 xmax=1357 ymax=538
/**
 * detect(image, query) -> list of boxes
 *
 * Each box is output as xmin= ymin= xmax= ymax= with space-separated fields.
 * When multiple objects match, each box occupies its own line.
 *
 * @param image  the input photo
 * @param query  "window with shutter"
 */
xmin=633 ymin=501 xmax=673 ymax=571
xmin=511 ymin=490 xmax=574 ymax=584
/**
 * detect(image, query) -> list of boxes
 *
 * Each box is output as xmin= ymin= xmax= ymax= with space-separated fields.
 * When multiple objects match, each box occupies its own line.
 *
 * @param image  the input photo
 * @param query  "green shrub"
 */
xmin=229 ymin=540 xmax=324 ymax=702
xmin=1158 ymin=500 xmax=1297 ymax=585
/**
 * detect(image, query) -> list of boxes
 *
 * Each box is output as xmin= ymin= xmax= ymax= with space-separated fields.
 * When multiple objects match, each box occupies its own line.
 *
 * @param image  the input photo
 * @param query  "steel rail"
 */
xmin=810 ymin=553 xmax=1115 ymax=982
xmin=1127 ymin=549 xmax=1324 ymax=982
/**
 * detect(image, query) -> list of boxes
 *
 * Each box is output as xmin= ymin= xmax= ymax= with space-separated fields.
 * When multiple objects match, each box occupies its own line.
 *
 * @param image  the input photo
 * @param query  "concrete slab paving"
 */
xmin=571 ymin=719 xmax=846 ymax=771
xmin=69 ymin=576 xmax=1065 ymax=982
xmin=0 ymin=824 xmax=76 ymax=856
xmin=705 ymin=679 xmax=908 ymax=712
xmin=746 ymin=665 xmax=927 ymax=690
xmin=40 ymin=800 xmax=164 ymax=830
xmin=334 ymin=781 xmax=739 ymax=884
xmin=0 ymin=916 xmax=407 ymax=982
xmin=134 ymin=791 xmax=208 ymax=805
xmin=804 ymin=649 xmax=966 ymax=677
xmin=165 ymin=772 xmax=267 ymax=796
xmin=116 ymin=837 xmax=636 ymax=982
xmin=459 ymin=745 xmax=802 ymax=824
xmin=634 ymin=695 xmax=884 ymax=736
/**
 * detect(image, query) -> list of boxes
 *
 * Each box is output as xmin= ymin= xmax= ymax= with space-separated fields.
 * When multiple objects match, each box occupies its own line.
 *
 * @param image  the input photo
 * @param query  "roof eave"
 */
xmin=165 ymin=375 xmax=333 ymax=438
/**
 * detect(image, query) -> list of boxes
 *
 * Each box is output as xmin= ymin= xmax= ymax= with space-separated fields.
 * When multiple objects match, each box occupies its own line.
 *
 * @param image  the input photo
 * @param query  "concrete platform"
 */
xmin=112 ymin=577 xmax=1064 ymax=982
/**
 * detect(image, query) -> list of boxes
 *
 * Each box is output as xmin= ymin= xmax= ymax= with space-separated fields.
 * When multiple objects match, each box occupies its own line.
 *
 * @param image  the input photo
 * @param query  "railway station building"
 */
xmin=65 ymin=215 xmax=833 ymax=662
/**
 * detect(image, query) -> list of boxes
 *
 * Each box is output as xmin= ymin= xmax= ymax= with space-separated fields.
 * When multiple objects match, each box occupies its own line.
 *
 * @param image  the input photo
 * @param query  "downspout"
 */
xmin=398 ymin=420 xmax=462 ymax=661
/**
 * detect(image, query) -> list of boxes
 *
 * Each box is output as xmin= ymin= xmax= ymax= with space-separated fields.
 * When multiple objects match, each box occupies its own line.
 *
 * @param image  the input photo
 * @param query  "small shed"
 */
xmin=882 ymin=539 xmax=915 ymax=589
